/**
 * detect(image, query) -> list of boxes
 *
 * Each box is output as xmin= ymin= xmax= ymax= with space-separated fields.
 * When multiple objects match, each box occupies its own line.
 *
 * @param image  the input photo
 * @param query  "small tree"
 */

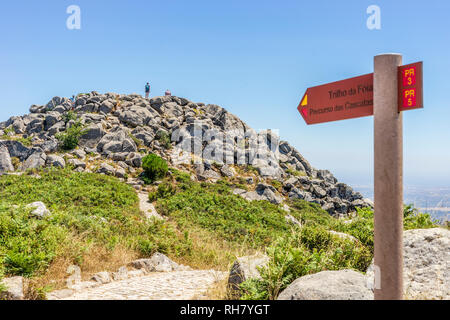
xmin=155 ymin=131 xmax=172 ymax=149
xmin=142 ymin=154 xmax=168 ymax=183
xmin=56 ymin=120 xmax=86 ymax=150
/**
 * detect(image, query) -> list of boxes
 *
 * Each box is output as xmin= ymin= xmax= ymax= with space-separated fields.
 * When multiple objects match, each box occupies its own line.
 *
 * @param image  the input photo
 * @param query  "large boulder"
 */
xmin=9 ymin=117 xmax=26 ymax=134
xmin=99 ymin=100 xmax=115 ymax=114
xmin=26 ymin=117 xmax=44 ymax=134
xmin=46 ymin=154 xmax=65 ymax=168
xmin=0 ymin=145 xmax=14 ymax=172
xmin=66 ymin=265 xmax=82 ymax=288
xmin=366 ymin=228 xmax=449 ymax=300
xmin=0 ymin=140 xmax=31 ymax=161
xmin=239 ymin=184 xmax=283 ymax=205
xmin=0 ymin=276 xmax=24 ymax=300
xmin=97 ymin=163 xmax=115 ymax=176
xmin=79 ymin=123 xmax=105 ymax=148
xmin=328 ymin=230 xmax=358 ymax=242
xmin=151 ymin=101 xmax=184 ymax=118
xmin=68 ymin=158 xmax=86 ymax=170
xmin=45 ymin=96 xmax=63 ymax=111
xmin=277 ymin=270 xmax=373 ymax=300
xmin=29 ymin=104 xmax=45 ymax=114
xmin=97 ymin=128 xmax=137 ymax=154
xmin=130 ymin=252 xmax=184 ymax=272
xmin=44 ymin=112 xmax=61 ymax=130
xmin=118 ymin=106 xmax=155 ymax=127
xmin=20 ymin=150 xmax=47 ymax=170
xmin=228 ymin=254 xmax=269 ymax=295
xmin=26 ymin=201 xmax=51 ymax=218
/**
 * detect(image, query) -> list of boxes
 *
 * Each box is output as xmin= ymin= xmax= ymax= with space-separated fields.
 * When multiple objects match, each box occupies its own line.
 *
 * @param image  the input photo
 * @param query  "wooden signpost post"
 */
xmin=297 ymin=54 xmax=423 ymax=300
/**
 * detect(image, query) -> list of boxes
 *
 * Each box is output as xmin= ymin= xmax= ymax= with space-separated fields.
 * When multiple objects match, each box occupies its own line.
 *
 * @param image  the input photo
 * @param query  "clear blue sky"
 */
xmin=1 ymin=0 xmax=449 ymax=188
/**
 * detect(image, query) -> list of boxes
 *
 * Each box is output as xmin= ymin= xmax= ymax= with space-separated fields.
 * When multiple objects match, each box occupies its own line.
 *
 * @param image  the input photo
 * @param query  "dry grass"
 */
xmin=169 ymin=222 xmax=256 ymax=271
xmin=78 ymin=244 xmax=138 ymax=280
xmin=24 ymin=243 xmax=138 ymax=299
xmin=200 ymin=277 xmax=232 ymax=300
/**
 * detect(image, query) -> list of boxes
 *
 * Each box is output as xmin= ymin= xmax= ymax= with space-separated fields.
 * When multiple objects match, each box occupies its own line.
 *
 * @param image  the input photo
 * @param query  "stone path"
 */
xmin=48 ymin=270 xmax=227 ymax=300
xmin=137 ymin=192 xmax=163 ymax=220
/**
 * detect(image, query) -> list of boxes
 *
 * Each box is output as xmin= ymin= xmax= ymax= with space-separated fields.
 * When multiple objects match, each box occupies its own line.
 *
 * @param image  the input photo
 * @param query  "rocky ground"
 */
xmin=0 ymin=92 xmax=372 ymax=217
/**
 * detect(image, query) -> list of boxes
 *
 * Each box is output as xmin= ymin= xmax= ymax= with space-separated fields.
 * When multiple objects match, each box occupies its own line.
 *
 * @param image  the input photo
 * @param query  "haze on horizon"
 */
xmin=0 ymin=0 xmax=449 ymax=189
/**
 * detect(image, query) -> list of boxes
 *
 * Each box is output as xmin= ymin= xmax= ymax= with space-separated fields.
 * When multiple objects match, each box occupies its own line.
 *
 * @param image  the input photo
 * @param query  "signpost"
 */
xmin=297 ymin=55 xmax=423 ymax=300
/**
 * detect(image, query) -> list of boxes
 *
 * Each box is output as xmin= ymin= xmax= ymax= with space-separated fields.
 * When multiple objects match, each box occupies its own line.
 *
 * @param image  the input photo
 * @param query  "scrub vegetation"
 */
xmin=0 ymin=158 xmax=437 ymax=299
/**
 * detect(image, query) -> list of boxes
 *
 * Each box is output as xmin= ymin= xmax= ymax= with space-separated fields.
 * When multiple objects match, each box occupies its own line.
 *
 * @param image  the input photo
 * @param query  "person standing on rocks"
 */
xmin=70 ymin=95 xmax=76 ymax=110
xmin=165 ymin=89 xmax=171 ymax=96
xmin=145 ymin=82 xmax=151 ymax=99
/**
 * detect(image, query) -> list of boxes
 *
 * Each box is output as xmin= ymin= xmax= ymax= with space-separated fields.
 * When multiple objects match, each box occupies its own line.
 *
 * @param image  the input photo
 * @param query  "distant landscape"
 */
xmin=352 ymin=184 xmax=449 ymax=223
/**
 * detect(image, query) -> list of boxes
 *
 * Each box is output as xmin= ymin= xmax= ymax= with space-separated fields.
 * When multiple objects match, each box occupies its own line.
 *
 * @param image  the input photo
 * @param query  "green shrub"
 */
xmin=155 ymin=131 xmax=171 ymax=149
xmin=270 ymin=180 xmax=282 ymax=191
xmin=62 ymin=110 xmax=77 ymax=124
xmin=148 ymin=182 xmax=176 ymax=202
xmin=141 ymin=154 xmax=168 ymax=183
xmin=56 ymin=120 xmax=86 ymax=150
xmin=16 ymin=137 xmax=32 ymax=147
xmin=3 ymin=126 xmax=15 ymax=136
xmin=171 ymin=169 xmax=192 ymax=185
xmin=128 ymin=133 xmax=142 ymax=148
xmin=0 ymin=133 xmax=32 ymax=147
xmin=286 ymin=168 xmax=307 ymax=177
xmin=10 ymin=157 xmax=20 ymax=170
xmin=403 ymin=204 xmax=436 ymax=229
xmin=239 ymin=228 xmax=372 ymax=300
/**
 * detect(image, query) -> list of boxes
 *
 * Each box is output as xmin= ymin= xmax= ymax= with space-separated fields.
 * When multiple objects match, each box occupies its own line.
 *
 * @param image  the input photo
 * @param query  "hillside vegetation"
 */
xmin=0 ymin=92 xmax=440 ymax=299
xmin=0 ymin=163 xmax=437 ymax=299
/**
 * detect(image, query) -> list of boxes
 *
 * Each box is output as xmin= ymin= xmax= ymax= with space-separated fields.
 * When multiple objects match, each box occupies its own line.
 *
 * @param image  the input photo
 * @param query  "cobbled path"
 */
xmin=49 ymin=270 xmax=227 ymax=300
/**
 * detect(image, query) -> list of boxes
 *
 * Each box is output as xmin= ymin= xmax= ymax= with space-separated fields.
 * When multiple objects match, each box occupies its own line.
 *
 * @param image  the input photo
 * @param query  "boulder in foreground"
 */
xmin=277 ymin=269 xmax=373 ymax=300
xmin=0 ymin=276 xmax=24 ymax=300
xmin=367 ymin=228 xmax=449 ymax=300
xmin=228 ymin=254 xmax=269 ymax=296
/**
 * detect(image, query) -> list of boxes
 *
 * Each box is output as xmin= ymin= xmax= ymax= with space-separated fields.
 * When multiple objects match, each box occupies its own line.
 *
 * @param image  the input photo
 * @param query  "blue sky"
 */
xmin=1 ymin=0 xmax=449 ymax=188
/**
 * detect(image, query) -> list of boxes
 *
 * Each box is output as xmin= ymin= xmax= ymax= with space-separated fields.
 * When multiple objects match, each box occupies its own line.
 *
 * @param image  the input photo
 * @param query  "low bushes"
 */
xmin=238 ymin=201 xmax=437 ymax=300
xmin=155 ymin=131 xmax=171 ymax=149
xmin=0 ymin=168 xmax=192 ymax=279
xmin=148 ymin=182 xmax=176 ymax=202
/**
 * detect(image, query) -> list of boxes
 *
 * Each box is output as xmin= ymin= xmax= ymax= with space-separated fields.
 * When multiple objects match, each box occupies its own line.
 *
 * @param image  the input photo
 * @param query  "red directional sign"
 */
xmin=398 ymin=62 xmax=423 ymax=112
xmin=297 ymin=73 xmax=374 ymax=125
xmin=297 ymin=61 xmax=423 ymax=124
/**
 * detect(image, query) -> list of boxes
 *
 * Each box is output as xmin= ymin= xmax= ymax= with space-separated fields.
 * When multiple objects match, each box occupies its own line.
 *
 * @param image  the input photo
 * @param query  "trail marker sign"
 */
xmin=297 ymin=61 xmax=423 ymax=124
xmin=296 ymin=55 xmax=424 ymax=300
xmin=398 ymin=62 xmax=423 ymax=111
xmin=297 ymin=73 xmax=374 ymax=124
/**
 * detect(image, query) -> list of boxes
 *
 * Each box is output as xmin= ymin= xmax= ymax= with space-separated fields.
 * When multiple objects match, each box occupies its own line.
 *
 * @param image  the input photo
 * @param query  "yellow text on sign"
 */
xmin=404 ymin=89 xmax=415 ymax=98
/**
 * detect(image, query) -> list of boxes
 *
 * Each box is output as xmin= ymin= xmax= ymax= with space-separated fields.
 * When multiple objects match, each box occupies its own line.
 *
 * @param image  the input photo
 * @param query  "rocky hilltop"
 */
xmin=0 ymin=91 xmax=372 ymax=216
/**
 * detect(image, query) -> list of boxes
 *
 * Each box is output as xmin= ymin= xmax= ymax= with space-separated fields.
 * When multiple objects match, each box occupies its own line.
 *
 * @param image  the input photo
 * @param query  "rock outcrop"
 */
xmin=367 ymin=228 xmax=449 ymax=300
xmin=26 ymin=201 xmax=51 ymax=218
xmin=277 ymin=269 xmax=373 ymax=300
xmin=228 ymin=254 xmax=269 ymax=296
xmin=0 ymin=276 xmax=24 ymax=300
xmin=131 ymin=252 xmax=191 ymax=272
xmin=0 ymin=92 xmax=373 ymax=216
xmin=277 ymin=227 xmax=449 ymax=300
